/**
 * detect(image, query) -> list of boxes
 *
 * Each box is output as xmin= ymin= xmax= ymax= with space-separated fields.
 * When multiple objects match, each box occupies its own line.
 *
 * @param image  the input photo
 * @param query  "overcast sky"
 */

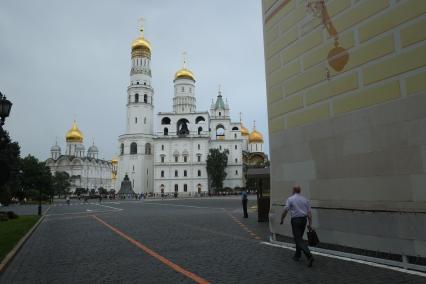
xmin=0 ymin=0 xmax=268 ymax=161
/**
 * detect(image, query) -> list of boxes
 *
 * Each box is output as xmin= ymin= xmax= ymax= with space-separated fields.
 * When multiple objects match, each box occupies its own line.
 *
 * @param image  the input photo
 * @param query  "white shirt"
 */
xmin=284 ymin=193 xmax=311 ymax=218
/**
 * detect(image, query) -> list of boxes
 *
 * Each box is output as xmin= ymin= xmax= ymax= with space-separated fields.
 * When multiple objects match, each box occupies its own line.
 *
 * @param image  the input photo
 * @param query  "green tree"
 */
xmin=206 ymin=148 xmax=229 ymax=192
xmin=98 ymin=187 xmax=108 ymax=196
xmin=52 ymin=171 xmax=70 ymax=198
xmin=20 ymin=155 xmax=52 ymax=201
xmin=0 ymin=129 xmax=21 ymax=205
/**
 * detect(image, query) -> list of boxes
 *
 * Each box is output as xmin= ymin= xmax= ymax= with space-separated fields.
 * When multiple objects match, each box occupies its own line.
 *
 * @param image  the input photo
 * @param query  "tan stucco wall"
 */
xmin=263 ymin=0 xmax=426 ymax=257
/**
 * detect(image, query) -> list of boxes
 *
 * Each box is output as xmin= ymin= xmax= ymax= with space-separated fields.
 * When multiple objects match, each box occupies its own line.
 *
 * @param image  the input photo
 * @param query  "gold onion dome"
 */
xmin=249 ymin=123 xmax=264 ymax=143
xmin=174 ymin=68 xmax=195 ymax=81
xmin=241 ymin=125 xmax=249 ymax=136
xmin=131 ymin=22 xmax=151 ymax=58
xmin=131 ymin=36 xmax=151 ymax=53
xmin=65 ymin=120 xmax=84 ymax=143
xmin=111 ymin=158 xmax=118 ymax=164
xmin=174 ymin=52 xmax=195 ymax=81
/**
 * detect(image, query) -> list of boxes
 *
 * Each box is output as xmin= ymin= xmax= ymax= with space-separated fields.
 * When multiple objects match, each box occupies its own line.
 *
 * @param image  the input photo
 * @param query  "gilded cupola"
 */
xmin=174 ymin=52 xmax=195 ymax=81
xmin=65 ymin=120 xmax=84 ymax=143
xmin=248 ymin=121 xmax=263 ymax=143
xmin=131 ymin=20 xmax=151 ymax=59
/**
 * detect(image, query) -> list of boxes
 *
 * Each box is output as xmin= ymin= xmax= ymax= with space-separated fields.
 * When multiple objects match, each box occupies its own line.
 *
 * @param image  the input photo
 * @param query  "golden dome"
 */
xmin=241 ymin=125 xmax=249 ymax=136
xmin=131 ymin=36 xmax=151 ymax=52
xmin=111 ymin=158 xmax=118 ymax=165
xmin=131 ymin=24 xmax=151 ymax=59
xmin=249 ymin=129 xmax=263 ymax=143
xmin=65 ymin=120 xmax=83 ymax=143
xmin=174 ymin=68 xmax=195 ymax=81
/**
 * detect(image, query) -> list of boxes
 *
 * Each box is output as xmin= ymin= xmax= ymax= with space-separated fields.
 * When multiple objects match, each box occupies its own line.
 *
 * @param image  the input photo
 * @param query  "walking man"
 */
xmin=280 ymin=186 xmax=314 ymax=267
xmin=241 ymin=189 xmax=248 ymax=218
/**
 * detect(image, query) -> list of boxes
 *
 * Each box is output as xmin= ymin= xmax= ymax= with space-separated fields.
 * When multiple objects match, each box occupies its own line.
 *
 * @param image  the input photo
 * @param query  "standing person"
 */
xmin=66 ymin=196 xmax=70 ymax=206
xmin=280 ymin=186 xmax=314 ymax=267
xmin=241 ymin=189 xmax=248 ymax=218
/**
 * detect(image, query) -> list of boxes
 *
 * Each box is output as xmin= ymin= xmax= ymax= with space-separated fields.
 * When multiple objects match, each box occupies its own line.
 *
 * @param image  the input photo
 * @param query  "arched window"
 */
xmin=135 ymin=93 xmax=139 ymax=103
xmin=161 ymin=170 xmax=164 ymax=177
xmin=177 ymin=118 xmax=190 ymax=136
xmin=120 ymin=143 xmax=124 ymax=155
xmin=161 ymin=117 xmax=171 ymax=125
xmin=174 ymin=184 xmax=178 ymax=192
xmin=175 ymin=170 xmax=178 ymax=177
xmin=216 ymin=124 xmax=225 ymax=139
xmin=160 ymin=184 xmax=164 ymax=193
xmin=184 ymin=184 xmax=188 ymax=192
xmin=144 ymin=117 xmax=146 ymax=124
xmin=197 ymin=170 xmax=201 ymax=177
xmin=198 ymin=127 xmax=202 ymax=135
xmin=235 ymin=170 xmax=238 ymax=175
xmin=130 ymin=142 xmax=137 ymax=154
xmin=161 ymin=145 xmax=164 ymax=150
xmin=164 ymin=127 xmax=168 ymax=136
xmin=232 ymin=126 xmax=239 ymax=131
xmin=184 ymin=170 xmax=187 ymax=177
xmin=145 ymin=143 xmax=151 ymax=155
xmin=195 ymin=116 xmax=206 ymax=124
xmin=144 ymin=94 xmax=148 ymax=103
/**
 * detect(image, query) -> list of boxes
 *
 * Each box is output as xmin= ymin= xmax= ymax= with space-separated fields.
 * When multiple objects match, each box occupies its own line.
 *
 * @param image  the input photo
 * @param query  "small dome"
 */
xmin=111 ymin=158 xmax=118 ymax=165
xmin=88 ymin=144 xmax=99 ymax=153
xmin=66 ymin=121 xmax=83 ymax=142
xmin=249 ymin=129 xmax=264 ymax=143
xmin=174 ymin=68 xmax=195 ymax=81
xmin=51 ymin=144 xmax=61 ymax=152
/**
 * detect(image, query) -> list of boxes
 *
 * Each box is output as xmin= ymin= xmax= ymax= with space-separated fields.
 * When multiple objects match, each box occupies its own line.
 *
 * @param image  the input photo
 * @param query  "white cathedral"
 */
xmin=46 ymin=121 xmax=113 ymax=192
xmin=116 ymin=24 xmax=265 ymax=196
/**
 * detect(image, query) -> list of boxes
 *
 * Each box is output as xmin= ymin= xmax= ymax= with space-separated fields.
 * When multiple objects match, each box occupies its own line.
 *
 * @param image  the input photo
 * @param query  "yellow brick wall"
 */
xmin=263 ymin=0 xmax=426 ymax=133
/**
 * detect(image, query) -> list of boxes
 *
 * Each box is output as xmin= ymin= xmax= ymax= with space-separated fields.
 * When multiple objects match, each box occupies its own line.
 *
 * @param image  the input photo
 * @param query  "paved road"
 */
xmin=0 ymin=198 xmax=424 ymax=283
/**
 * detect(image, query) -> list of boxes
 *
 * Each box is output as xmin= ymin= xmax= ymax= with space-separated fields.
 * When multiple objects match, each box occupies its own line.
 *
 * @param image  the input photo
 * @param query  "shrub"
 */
xmin=7 ymin=211 xmax=18 ymax=219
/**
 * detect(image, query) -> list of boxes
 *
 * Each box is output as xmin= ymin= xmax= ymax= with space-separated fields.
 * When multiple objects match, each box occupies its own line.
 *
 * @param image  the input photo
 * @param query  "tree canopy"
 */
xmin=53 ymin=171 xmax=71 ymax=198
xmin=206 ymin=148 xmax=229 ymax=192
xmin=0 ymin=129 xmax=21 ymax=205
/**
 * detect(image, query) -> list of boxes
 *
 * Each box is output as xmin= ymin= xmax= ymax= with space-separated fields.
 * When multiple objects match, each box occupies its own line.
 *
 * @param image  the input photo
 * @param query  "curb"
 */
xmin=0 ymin=206 xmax=50 ymax=274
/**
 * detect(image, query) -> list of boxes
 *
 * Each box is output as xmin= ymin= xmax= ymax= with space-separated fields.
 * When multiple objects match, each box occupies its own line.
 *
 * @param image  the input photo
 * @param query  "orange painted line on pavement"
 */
xmin=92 ymin=215 xmax=210 ymax=284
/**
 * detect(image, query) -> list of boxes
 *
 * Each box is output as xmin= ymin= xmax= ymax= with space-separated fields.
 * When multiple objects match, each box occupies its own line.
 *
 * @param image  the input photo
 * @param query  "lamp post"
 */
xmin=0 ymin=92 xmax=13 ymax=130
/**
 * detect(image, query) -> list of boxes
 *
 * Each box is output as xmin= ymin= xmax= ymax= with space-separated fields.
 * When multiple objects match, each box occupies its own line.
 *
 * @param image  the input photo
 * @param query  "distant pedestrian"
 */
xmin=241 ymin=189 xmax=248 ymax=218
xmin=280 ymin=186 xmax=314 ymax=267
xmin=66 ymin=196 xmax=70 ymax=205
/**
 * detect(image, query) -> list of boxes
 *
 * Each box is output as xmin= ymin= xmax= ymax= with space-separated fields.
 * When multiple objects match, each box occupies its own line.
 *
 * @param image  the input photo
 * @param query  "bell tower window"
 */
xmin=135 ymin=93 xmax=139 ymax=102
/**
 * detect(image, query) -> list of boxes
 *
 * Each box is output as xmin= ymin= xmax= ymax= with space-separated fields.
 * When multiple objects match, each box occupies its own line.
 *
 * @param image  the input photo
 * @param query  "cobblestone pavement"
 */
xmin=1 ymin=198 xmax=424 ymax=283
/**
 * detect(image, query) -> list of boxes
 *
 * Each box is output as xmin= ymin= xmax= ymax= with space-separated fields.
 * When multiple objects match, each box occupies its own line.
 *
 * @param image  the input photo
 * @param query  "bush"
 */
xmin=7 ymin=211 xmax=18 ymax=219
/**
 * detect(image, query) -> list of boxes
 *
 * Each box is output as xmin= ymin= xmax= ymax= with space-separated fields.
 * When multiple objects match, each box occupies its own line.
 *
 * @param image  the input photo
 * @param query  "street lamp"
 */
xmin=0 ymin=92 xmax=13 ymax=129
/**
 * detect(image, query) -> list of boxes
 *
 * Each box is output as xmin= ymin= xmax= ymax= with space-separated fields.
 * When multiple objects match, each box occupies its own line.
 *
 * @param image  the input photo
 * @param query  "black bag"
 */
xmin=307 ymin=229 xmax=319 ymax=246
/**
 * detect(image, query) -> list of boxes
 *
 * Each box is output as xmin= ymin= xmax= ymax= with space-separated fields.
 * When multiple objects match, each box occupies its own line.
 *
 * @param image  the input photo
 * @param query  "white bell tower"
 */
xmin=117 ymin=19 xmax=154 ymax=194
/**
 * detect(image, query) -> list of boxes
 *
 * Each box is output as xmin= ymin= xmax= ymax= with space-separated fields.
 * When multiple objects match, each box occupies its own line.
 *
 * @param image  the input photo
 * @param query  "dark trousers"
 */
xmin=242 ymin=199 xmax=248 ymax=218
xmin=291 ymin=217 xmax=312 ymax=259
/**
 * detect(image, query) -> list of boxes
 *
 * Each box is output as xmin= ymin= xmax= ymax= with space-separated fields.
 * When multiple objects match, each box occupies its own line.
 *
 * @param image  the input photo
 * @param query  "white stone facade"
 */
xmin=117 ymin=26 xmax=264 ymax=196
xmin=46 ymin=136 xmax=112 ymax=192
